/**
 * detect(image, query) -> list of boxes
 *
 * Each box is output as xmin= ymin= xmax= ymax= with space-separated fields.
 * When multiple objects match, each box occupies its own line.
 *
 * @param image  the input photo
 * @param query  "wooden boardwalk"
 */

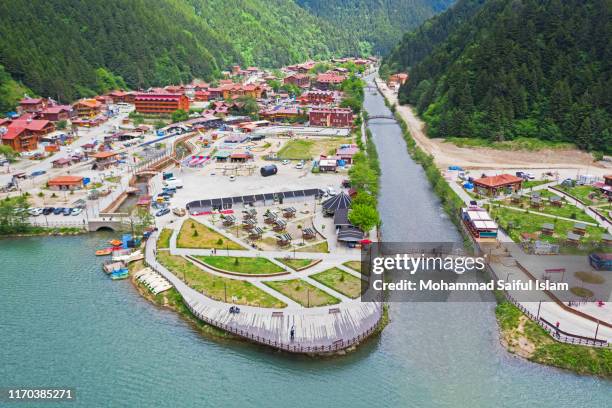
xmin=145 ymin=231 xmax=383 ymax=353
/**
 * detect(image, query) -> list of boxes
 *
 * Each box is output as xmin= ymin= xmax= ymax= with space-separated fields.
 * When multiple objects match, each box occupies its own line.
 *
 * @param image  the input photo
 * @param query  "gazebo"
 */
xmin=249 ymin=227 xmax=264 ymax=240
xmin=337 ymin=226 xmax=364 ymax=244
xmin=276 ymin=233 xmax=292 ymax=247
xmin=222 ymin=215 xmax=236 ymax=226
xmin=322 ymin=191 xmax=352 ymax=215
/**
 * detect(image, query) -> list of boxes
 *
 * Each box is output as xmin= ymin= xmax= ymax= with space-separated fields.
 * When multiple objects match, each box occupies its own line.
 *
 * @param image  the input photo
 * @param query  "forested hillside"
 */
xmin=296 ymin=0 xmax=455 ymax=55
xmin=0 ymin=0 xmax=360 ymax=105
xmin=383 ymin=0 xmax=612 ymax=153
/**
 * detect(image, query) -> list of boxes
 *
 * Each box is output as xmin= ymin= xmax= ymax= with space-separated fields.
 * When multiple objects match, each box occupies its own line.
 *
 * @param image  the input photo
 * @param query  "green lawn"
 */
xmin=156 ymin=228 xmax=173 ymax=249
xmin=558 ymin=185 xmax=607 ymax=205
xmin=277 ymin=138 xmax=348 ymax=160
xmin=496 ymin=302 xmax=611 ymax=377
xmin=157 ymin=252 xmax=285 ymax=308
xmin=311 ymin=267 xmax=362 ymax=298
xmin=521 ymin=180 xmax=550 ymax=190
xmin=295 ymin=240 xmax=329 ymax=253
xmin=343 ymin=261 xmax=362 ymax=273
xmin=264 ymin=279 xmax=340 ymax=307
xmin=445 ymin=137 xmax=574 ymax=151
xmin=491 ymin=206 xmax=607 ymax=251
xmin=275 ymin=257 xmax=318 ymax=270
xmin=194 ymin=255 xmax=285 ymax=275
xmin=177 ymin=219 xmax=244 ymax=249
xmin=496 ymin=197 xmax=595 ymax=223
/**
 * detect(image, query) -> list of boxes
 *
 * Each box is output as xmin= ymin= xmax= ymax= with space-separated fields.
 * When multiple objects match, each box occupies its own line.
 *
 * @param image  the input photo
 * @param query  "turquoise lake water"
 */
xmin=1 ymin=78 xmax=610 ymax=407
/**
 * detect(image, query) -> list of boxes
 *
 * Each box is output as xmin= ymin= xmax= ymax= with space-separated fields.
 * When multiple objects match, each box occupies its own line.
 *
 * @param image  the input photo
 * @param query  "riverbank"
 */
xmin=0 ymin=226 xmax=85 ymax=238
xmin=496 ymin=302 xmax=611 ymax=378
xmin=375 ymin=77 xmax=606 ymax=172
xmin=374 ymin=76 xmax=611 ymax=378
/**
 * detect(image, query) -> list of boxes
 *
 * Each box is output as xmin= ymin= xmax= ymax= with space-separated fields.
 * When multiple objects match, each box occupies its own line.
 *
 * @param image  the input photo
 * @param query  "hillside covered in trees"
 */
xmin=296 ymin=0 xmax=455 ymax=55
xmin=0 ymin=0 xmax=364 ymax=107
xmin=383 ymin=0 xmax=612 ymax=153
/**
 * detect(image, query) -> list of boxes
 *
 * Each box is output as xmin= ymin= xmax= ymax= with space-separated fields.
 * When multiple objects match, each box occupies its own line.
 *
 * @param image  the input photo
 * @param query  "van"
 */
xmin=260 ymin=164 xmax=278 ymax=177
xmin=163 ymin=178 xmax=183 ymax=188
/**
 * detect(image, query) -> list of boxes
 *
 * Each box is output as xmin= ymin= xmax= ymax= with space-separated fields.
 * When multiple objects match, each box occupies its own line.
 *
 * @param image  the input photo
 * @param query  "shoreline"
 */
xmin=129 ymin=257 xmax=390 ymax=357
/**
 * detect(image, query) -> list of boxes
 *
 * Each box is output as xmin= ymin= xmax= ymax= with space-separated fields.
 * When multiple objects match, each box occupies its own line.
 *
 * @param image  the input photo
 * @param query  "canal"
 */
xmin=0 ymin=78 xmax=609 ymax=407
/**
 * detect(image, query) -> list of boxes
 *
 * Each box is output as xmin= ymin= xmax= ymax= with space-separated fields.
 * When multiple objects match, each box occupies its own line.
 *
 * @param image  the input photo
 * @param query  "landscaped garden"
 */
xmin=275 ymin=257 xmax=318 ymax=270
xmin=490 ymin=206 xmax=607 ymax=250
xmin=177 ymin=219 xmax=244 ymax=249
xmin=494 ymin=196 xmax=595 ymax=223
xmin=264 ymin=279 xmax=339 ymax=307
xmin=311 ymin=267 xmax=362 ymax=298
xmin=277 ymin=138 xmax=348 ymax=160
xmin=194 ymin=255 xmax=285 ymax=275
xmin=295 ymin=240 xmax=329 ymax=253
xmin=157 ymin=252 xmax=285 ymax=308
xmin=156 ymin=228 xmax=173 ymax=249
xmin=558 ymin=185 xmax=608 ymax=205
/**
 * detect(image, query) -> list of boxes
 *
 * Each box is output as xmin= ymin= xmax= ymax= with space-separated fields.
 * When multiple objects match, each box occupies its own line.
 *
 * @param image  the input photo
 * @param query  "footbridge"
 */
xmin=365 ymin=114 xmax=396 ymax=123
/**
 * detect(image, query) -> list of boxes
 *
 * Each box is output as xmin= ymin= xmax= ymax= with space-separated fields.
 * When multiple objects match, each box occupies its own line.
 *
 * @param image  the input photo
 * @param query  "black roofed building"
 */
xmin=322 ymin=191 xmax=351 ymax=215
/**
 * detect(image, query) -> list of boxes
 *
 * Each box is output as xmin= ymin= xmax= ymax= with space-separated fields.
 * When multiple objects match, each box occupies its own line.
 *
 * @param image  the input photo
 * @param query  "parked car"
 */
xmin=28 ymin=208 xmax=43 ymax=216
xmin=281 ymin=160 xmax=290 ymax=165
xmin=295 ymin=162 xmax=304 ymax=170
xmin=53 ymin=207 xmax=64 ymax=215
xmin=326 ymin=187 xmax=338 ymax=196
xmin=163 ymin=178 xmax=183 ymax=188
xmin=155 ymin=208 xmax=170 ymax=217
xmin=172 ymin=207 xmax=186 ymax=217
xmin=30 ymin=170 xmax=46 ymax=177
xmin=62 ymin=208 xmax=72 ymax=216
xmin=71 ymin=208 xmax=83 ymax=216
xmin=260 ymin=164 xmax=278 ymax=177
xmin=42 ymin=207 xmax=54 ymax=215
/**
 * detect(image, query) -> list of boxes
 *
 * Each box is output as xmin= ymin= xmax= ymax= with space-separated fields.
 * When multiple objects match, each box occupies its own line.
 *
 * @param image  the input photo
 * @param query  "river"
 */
xmin=1 ymin=78 xmax=609 ymax=407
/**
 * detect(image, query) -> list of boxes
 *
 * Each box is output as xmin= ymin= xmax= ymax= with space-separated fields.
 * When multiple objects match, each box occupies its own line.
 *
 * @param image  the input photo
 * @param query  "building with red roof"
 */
xmin=297 ymin=90 xmax=336 ymax=105
xmin=315 ymin=73 xmax=346 ymax=90
xmin=39 ymin=105 xmax=74 ymax=122
xmin=309 ymin=108 xmax=353 ymax=128
xmin=19 ymin=98 xmax=46 ymax=113
xmin=473 ymin=174 xmax=523 ymax=196
xmin=284 ymin=74 xmax=310 ymax=88
xmin=48 ymin=175 xmax=84 ymax=190
xmin=134 ymin=93 xmax=189 ymax=114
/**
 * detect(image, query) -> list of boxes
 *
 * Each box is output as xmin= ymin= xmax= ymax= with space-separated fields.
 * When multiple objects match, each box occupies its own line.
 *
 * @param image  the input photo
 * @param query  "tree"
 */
xmin=0 ymin=145 xmax=18 ymax=162
xmin=352 ymin=191 xmax=377 ymax=208
xmin=171 ymin=109 xmax=188 ymax=123
xmin=348 ymin=204 xmax=379 ymax=232
xmin=56 ymin=120 xmax=67 ymax=130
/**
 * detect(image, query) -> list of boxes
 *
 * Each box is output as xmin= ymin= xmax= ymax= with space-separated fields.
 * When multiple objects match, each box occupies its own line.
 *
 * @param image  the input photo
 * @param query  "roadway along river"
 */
xmin=1 ymin=80 xmax=609 ymax=407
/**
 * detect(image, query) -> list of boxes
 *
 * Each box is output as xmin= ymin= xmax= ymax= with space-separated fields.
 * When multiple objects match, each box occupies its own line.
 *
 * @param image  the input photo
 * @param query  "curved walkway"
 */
xmin=145 ymin=229 xmax=383 ymax=353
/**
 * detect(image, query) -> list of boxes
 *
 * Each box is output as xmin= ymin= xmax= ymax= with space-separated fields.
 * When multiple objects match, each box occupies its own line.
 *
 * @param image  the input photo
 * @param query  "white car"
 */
xmin=295 ymin=162 xmax=304 ymax=169
xmin=327 ymin=187 xmax=338 ymax=196
xmin=28 ymin=208 xmax=43 ymax=216
xmin=71 ymin=208 xmax=83 ymax=216
xmin=281 ymin=160 xmax=290 ymax=165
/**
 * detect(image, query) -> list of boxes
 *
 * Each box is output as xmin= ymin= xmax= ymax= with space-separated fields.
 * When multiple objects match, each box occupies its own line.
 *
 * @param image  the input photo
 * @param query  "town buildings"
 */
xmin=473 ymin=174 xmax=523 ymax=196
xmin=134 ymin=93 xmax=190 ymax=114
xmin=309 ymin=108 xmax=354 ymax=127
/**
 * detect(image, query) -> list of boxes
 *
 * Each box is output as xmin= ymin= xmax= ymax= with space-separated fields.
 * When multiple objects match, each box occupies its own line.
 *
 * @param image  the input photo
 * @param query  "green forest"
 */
xmin=296 ymin=0 xmax=454 ymax=55
xmin=383 ymin=0 xmax=612 ymax=153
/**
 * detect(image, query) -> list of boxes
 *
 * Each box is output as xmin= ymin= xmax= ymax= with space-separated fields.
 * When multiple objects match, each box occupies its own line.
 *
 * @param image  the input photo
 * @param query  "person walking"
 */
xmin=290 ymin=325 xmax=295 ymax=342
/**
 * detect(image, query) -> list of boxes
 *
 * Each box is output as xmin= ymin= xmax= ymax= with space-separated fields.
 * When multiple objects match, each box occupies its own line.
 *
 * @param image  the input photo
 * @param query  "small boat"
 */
xmin=110 ymin=268 xmax=129 ymax=280
xmin=95 ymin=248 xmax=113 ymax=256
xmin=109 ymin=239 xmax=122 ymax=247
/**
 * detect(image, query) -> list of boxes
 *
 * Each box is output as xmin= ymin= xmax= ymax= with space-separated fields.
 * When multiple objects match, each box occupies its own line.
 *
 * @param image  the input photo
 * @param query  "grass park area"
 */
xmin=275 ymin=257 xmax=318 ymax=270
xmin=264 ymin=279 xmax=339 ymax=307
xmin=490 ymin=206 xmax=607 ymax=249
xmin=495 ymin=302 xmax=611 ymax=377
xmin=277 ymin=138 xmax=348 ymax=160
xmin=194 ymin=255 xmax=285 ymax=275
xmin=445 ymin=136 xmax=574 ymax=151
xmin=295 ymin=240 xmax=329 ymax=253
xmin=343 ymin=261 xmax=367 ymax=275
xmin=311 ymin=267 xmax=362 ymax=298
xmin=496 ymin=197 xmax=595 ymax=223
xmin=558 ymin=185 xmax=608 ymax=205
xmin=157 ymin=252 xmax=285 ymax=308
xmin=177 ymin=219 xmax=244 ymax=250
xmin=156 ymin=228 xmax=173 ymax=249
xmin=521 ymin=180 xmax=550 ymax=190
